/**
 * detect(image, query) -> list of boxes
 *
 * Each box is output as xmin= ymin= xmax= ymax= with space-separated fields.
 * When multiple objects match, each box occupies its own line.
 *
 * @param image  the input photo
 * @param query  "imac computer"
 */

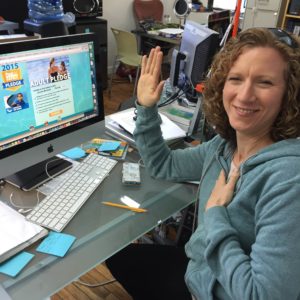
xmin=169 ymin=20 xmax=219 ymax=92
xmin=0 ymin=33 xmax=104 ymax=190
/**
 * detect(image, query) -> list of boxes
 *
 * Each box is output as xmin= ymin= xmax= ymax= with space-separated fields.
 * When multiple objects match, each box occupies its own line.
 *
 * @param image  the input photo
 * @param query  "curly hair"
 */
xmin=203 ymin=27 xmax=300 ymax=145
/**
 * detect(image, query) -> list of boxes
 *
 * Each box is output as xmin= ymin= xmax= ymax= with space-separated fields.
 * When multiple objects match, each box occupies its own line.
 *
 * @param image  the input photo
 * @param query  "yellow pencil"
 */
xmin=102 ymin=201 xmax=147 ymax=213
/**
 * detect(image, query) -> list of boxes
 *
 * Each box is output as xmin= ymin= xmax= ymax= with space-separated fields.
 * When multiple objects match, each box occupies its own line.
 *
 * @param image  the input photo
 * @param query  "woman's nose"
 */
xmin=237 ymin=82 xmax=256 ymax=102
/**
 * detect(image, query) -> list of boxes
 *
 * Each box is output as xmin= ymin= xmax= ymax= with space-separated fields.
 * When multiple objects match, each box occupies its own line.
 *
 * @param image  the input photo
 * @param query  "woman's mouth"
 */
xmin=234 ymin=105 xmax=259 ymax=115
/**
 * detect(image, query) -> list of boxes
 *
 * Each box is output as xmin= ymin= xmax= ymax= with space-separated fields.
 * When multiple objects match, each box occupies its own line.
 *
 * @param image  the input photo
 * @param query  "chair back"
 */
xmin=110 ymin=28 xmax=142 ymax=97
xmin=111 ymin=28 xmax=141 ymax=66
xmin=133 ymin=0 xmax=163 ymax=22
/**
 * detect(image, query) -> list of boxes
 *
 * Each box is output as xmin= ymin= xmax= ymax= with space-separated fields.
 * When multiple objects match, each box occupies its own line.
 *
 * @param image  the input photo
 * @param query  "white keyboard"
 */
xmin=26 ymin=153 xmax=117 ymax=232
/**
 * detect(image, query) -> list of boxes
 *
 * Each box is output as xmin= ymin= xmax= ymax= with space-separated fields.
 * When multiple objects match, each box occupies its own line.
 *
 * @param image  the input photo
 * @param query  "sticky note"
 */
xmin=36 ymin=231 xmax=76 ymax=257
xmin=98 ymin=141 xmax=121 ymax=152
xmin=61 ymin=147 xmax=86 ymax=159
xmin=0 ymin=252 xmax=34 ymax=277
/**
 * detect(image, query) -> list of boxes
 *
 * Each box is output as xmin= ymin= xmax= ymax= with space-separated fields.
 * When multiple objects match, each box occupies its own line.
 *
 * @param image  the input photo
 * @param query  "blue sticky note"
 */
xmin=98 ymin=141 xmax=121 ymax=152
xmin=36 ymin=231 xmax=76 ymax=257
xmin=61 ymin=147 xmax=86 ymax=159
xmin=0 ymin=252 xmax=34 ymax=277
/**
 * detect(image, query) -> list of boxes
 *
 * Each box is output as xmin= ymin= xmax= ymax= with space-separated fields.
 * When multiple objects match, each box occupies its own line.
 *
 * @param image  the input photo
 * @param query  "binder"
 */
xmin=0 ymin=201 xmax=48 ymax=264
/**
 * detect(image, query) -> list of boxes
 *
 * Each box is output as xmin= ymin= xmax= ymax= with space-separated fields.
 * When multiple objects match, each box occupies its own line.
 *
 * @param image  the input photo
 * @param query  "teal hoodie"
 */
xmin=134 ymin=104 xmax=300 ymax=300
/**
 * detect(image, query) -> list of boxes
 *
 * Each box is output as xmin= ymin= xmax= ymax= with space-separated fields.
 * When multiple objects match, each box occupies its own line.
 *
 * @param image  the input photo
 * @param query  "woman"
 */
xmin=59 ymin=61 xmax=68 ymax=76
xmin=48 ymin=57 xmax=59 ymax=79
xmin=107 ymin=28 xmax=300 ymax=299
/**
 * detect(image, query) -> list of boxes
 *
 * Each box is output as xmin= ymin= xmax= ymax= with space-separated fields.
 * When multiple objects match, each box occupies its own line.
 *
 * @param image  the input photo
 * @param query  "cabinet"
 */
xmin=281 ymin=0 xmax=300 ymax=34
xmin=242 ymin=0 xmax=287 ymax=30
xmin=73 ymin=18 xmax=108 ymax=90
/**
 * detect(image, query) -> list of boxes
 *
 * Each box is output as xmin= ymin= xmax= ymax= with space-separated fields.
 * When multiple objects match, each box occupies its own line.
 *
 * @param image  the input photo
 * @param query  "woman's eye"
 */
xmin=258 ymin=80 xmax=273 ymax=86
xmin=228 ymin=77 xmax=240 ymax=82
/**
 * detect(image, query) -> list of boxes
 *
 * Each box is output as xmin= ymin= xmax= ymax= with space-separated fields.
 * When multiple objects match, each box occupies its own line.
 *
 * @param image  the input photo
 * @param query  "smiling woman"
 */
xmin=106 ymin=27 xmax=300 ymax=300
xmin=204 ymin=28 xmax=300 ymax=145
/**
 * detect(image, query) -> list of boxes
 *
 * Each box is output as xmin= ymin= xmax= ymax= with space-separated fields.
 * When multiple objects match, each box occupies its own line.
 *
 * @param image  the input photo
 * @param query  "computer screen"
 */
xmin=169 ymin=20 xmax=219 ymax=90
xmin=0 ymin=33 xmax=104 ymax=181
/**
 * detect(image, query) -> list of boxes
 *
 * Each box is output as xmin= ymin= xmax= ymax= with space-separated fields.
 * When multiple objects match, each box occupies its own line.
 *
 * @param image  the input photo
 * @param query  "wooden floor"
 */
xmin=103 ymin=77 xmax=136 ymax=116
xmin=51 ymin=78 xmax=135 ymax=300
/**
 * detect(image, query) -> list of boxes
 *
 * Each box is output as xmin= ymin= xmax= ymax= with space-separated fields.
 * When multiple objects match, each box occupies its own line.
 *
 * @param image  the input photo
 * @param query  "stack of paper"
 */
xmin=0 ymin=202 xmax=48 ymax=263
xmin=105 ymin=108 xmax=186 ymax=146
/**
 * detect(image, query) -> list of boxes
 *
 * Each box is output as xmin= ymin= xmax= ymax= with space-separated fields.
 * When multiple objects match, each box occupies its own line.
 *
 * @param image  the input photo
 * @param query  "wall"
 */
xmin=0 ymin=0 xmax=204 ymax=73
xmin=102 ymin=0 xmax=177 ymax=73
xmin=101 ymin=0 xmax=212 ymax=72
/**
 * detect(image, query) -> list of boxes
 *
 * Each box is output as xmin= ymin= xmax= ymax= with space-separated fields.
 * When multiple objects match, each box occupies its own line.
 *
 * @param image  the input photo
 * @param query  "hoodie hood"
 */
xmin=216 ymin=138 xmax=300 ymax=175
xmin=242 ymin=138 xmax=300 ymax=173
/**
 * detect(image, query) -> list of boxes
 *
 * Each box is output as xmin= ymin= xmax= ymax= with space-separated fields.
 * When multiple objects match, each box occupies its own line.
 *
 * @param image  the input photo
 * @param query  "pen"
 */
xmin=102 ymin=201 xmax=147 ymax=213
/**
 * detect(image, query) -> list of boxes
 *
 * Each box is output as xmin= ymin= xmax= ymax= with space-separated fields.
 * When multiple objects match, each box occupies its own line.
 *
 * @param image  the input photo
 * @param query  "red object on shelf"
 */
xmin=232 ymin=0 xmax=242 ymax=37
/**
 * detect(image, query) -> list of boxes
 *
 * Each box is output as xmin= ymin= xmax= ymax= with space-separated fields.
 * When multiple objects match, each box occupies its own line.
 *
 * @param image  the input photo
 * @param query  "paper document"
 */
xmin=109 ymin=108 xmax=186 ymax=141
xmin=0 ymin=202 xmax=48 ymax=263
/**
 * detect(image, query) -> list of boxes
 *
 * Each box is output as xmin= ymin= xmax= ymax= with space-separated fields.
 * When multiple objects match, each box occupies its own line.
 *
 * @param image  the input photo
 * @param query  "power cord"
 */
xmin=158 ymin=81 xmax=191 ymax=108
xmin=9 ymin=157 xmax=64 ymax=214
xmin=44 ymin=157 xmax=63 ymax=180
xmin=9 ymin=189 xmax=41 ymax=214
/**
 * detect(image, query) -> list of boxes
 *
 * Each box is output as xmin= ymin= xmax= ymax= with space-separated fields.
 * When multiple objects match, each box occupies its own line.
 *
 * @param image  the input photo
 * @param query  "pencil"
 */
xmin=102 ymin=201 xmax=147 ymax=213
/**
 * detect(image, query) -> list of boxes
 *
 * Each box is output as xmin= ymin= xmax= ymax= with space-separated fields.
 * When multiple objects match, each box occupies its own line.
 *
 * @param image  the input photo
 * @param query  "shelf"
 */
xmin=281 ymin=0 xmax=300 ymax=34
xmin=285 ymin=14 xmax=300 ymax=18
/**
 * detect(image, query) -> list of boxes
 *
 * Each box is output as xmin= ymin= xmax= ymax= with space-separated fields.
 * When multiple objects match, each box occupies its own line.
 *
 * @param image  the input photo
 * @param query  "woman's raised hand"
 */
xmin=137 ymin=47 xmax=165 ymax=107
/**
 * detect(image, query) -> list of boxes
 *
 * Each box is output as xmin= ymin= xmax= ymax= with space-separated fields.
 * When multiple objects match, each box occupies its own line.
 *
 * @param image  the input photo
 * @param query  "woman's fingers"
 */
xmin=137 ymin=47 xmax=164 ymax=107
xmin=145 ymin=48 xmax=155 ymax=74
xmin=205 ymin=169 xmax=240 ymax=211
xmin=227 ymin=169 xmax=240 ymax=190
xmin=217 ymin=169 xmax=226 ymax=185
xmin=141 ymin=55 xmax=147 ymax=75
xmin=143 ymin=47 xmax=161 ymax=75
xmin=153 ymin=51 xmax=163 ymax=78
xmin=154 ymin=80 xmax=165 ymax=99
xmin=149 ymin=47 xmax=160 ymax=75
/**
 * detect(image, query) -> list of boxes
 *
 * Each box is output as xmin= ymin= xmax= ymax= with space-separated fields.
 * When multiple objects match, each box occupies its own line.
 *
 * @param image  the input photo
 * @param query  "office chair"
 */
xmin=133 ymin=0 xmax=163 ymax=22
xmin=133 ymin=0 xmax=175 ymax=57
xmin=109 ymin=28 xmax=142 ymax=98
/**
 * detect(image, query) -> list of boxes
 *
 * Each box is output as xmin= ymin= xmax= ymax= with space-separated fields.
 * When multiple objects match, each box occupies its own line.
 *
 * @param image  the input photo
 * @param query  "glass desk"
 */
xmin=0 ymin=122 xmax=197 ymax=299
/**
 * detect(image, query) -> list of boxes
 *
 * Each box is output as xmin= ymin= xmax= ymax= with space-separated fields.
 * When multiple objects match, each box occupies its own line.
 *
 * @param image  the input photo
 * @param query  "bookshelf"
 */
xmin=281 ymin=0 xmax=300 ymax=35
